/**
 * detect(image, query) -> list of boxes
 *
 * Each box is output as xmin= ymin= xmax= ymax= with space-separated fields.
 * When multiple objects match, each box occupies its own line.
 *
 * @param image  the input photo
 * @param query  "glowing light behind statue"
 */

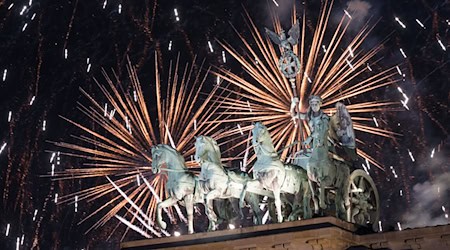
xmin=214 ymin=0 xmax=401 ymax=169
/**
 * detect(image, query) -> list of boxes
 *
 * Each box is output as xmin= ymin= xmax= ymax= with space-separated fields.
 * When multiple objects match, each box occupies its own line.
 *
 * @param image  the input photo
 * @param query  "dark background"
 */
xmin=0 ymin=0 xmax=448 ymax=248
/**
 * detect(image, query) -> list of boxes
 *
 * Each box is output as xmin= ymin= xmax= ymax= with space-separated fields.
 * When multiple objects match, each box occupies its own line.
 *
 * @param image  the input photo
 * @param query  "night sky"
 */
xmin=0 ymin=0 xmax=449 ymax=249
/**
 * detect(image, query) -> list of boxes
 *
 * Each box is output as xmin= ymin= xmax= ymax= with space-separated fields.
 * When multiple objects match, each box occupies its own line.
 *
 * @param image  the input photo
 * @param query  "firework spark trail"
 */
xmin=214 ymin=1 xmax=400 ymax=168
xmin=106 ymin=176 xmax=163 ymax=237
xmin=52 ymin=54 xmax=234 ymax=237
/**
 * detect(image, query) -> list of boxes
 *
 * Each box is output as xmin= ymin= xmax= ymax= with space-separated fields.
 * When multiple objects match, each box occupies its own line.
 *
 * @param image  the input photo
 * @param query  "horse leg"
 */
xmin=308 ymin=179 xmax=319 ymax=214
xmin=319 ymin=179 xmax=327 ymax=210
xmin=205 ymin=190 xmax=221 ymax=231
xmin=230 ymin=198 xmax=244 ymax=220
xmin=184 ymin=194 xmax=194 ymax=234
xmin=247 ymin=193 xmax=263 ymax=225
xmin=157 ymin=197 xmax=178 ymax=230
xmin=303 ymin=181 xmax=313 ymax=219
xmin=273 ymin=187 xmax=283 ymax=223
xmin=288 ymin=192 xmax=301 ymax=221
xmin=239 ymin=182 xmax=248 ymax=209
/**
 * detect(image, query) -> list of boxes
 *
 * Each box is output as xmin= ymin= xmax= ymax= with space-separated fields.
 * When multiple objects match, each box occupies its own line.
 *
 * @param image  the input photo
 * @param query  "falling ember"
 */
xmin=103 ymin=103 xmax=108 ymax=116
xmin=194 ymin=119 xmax=197 ymax=130
xmin=0 ymin=142 xmax=7 ymax=154
xmin=108 ymin=109 xmax=116 ymax=120
xmin=415 ymin=19 xmax=426 ymax=29
xmin=216 ymin=75 xmax=220 ymax=85
xmin=390 ymin=166 xmax=398 ymax=178
xmin=378 ymin=221 xmax=382 ymax=232
xmin=322 ymin=45 xmax=327 ymax=53
xmin=442 ymin=206 xmax=446 ymax=212
xmin=64 ymin=48 xmax=68 ymax=59
xmin=22 ymin=23 xmax=28 ymax=31
xmin=8 ymin=111 xmax=12 ymax=122
xmin=32 ymin=209 xmax=38 ymax=221
xmin=372 ymin=117 xmax=379 ymax=127
xmin=394 ymin=17 xmax=406 ymax=28
xmin=118 ymin=4 xmax=122 ymax=14
xmin=237 ymin=124 xmax=244 ymax=135
xmin=431 ymin=148 xmax=435 ymax=158
xmin=348 ymin=47 xmax=354 ymax=57
xmin=362 ymin=164 xmax=369 ymax=175
xmin=399 ymin=189 xmax=403 ymax=196
xmin=208 ymin=40 xmax=214 ymax=52
xmin=29 ymin=95 xmax=36 ymax=105
xmin=2 ymin=69 xmax=6 ymax=81
xmin=75 ymin=195 xmax=78 ymax=212
xmin=20 ymin=234 xmax=24 ymax=245
xmin=31 ymin=13 xmax=36 ymax=20
xmin=16 ymin=237 xmax=20 ymax=250
xmin=136 ymin=174 xmax=140 ymax=186
xmin=42 ymin=120 xmax=47 ymax=131
xmin=437 ymin=38 xmax=446 ymax=51
xmin=407 ymin=149 xmax=415 ymax=162
xmin=397 ymin=222 xmax=402 ymax=231
xmin=399 ymin=48 xmax=407 ymax=58
xmin=174 ymin=8 xmax=180 ymax=22
xmin=345 ymin=59 xmax=354 ymax=70
xmin=51 ymin=164 xmax=55 ymax=176
xmin=168 ymin=40 xmax=172 ymax=51
xmin=366 ymin=63 xmax=372 ymax=71
xmin=6 ymin=223 xmax=10 ymax=236
xmin=54 ymin=193 xmax=58 ymax=203
xmin=395 ymin=66 xmax=402 ymax=75
xmin=50 ymin=152 xmax=56 ymax=163
xmin=344 ymin=9 xmax=352 ymax=19
xmin=87 ymin=63 xmax=91 ymax=72
xmin=20 ymin=6 xmax=27 ymax=15
xmin=222 ymin=51 xmax=226 ymax=63
xmin=304 ymin=72 xmax=312 ymax=83
xmin=247 ymin=100 xmax=252 ymax=112
xmin=102 ymin=0 xmax=107 ymax=9
xmin=8 ymin=3 xmax=14 ymax=10
xmin=397 ymin=87 xmax=409 ymax=110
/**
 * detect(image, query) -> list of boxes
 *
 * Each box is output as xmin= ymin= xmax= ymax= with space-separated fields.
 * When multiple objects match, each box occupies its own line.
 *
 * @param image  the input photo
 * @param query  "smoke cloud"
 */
xmin=402 ymin=172 xmax=450 ymax=228
xmin=346 ymin=0 xmax=372 ymax=23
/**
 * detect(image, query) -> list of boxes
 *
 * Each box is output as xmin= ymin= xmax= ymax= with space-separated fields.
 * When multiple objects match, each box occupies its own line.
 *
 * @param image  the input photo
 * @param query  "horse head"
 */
xmin=252 ymin=122 xmax=269 ymax=146
xmin=252 ymin=122 xmax=277 ymax=157
xmin=151 ymin=145 xmax=164 ymax=174
xmin=195 ymin=135 xmax=221 ymax=164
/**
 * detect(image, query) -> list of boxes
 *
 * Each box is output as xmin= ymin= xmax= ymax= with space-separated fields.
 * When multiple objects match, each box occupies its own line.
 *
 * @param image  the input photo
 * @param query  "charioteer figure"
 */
xmin=290 ymin=95 xmax=357 ymax=166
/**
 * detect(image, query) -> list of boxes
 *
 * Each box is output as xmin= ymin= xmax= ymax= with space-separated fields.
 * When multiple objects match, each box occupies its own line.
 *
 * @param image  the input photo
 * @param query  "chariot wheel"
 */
xmin=345 ymin=169 xmax=380 ymax=230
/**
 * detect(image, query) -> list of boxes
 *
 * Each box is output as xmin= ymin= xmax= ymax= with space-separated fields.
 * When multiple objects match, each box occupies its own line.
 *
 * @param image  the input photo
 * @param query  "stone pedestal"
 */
xmin=120 ymin=217 xmax=450 ymax=250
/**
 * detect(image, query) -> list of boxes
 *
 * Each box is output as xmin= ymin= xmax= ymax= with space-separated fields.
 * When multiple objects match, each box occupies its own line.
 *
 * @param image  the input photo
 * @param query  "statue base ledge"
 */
xmin=121 ymin=217 xmax=450 ymax=250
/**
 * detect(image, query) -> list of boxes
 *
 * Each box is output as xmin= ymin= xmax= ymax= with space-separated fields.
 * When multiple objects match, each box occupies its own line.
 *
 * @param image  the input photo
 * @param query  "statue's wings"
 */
xmin=331 ymin=102 xmax=355 ymax=149
xmin=265 ymin=27 xmax=281 ymax=45
xmin=287 ymin=21 xmax=300 ymax=45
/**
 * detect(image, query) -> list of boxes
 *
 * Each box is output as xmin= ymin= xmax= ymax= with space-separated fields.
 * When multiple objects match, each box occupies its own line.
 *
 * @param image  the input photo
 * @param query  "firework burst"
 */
xmin=214 ymin=0 xmax=402 ymax=169
xmin=51 ymin=54 xmax=228 ymax=238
